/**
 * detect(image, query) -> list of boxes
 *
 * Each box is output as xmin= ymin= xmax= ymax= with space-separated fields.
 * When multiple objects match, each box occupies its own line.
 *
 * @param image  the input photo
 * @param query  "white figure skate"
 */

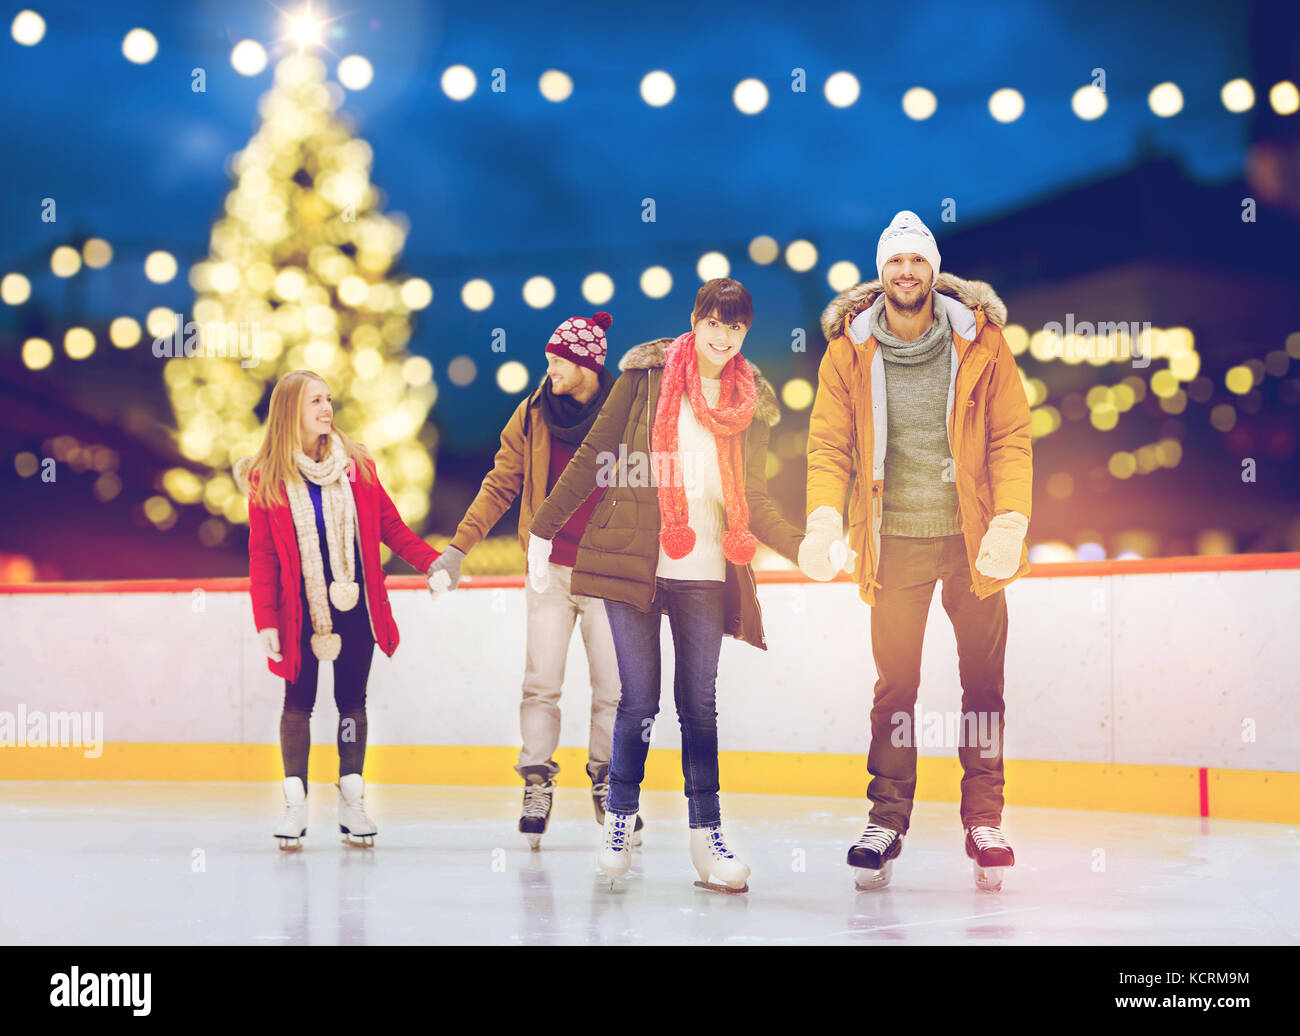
xmin=589 ymin=767 xmax=643 ymax=847
xmin=597 ymin=809 xmax=637 ymax=888
xmin=337 ymin=773 xmax=376 ymax=847
xmin=275 ymin=776 xmax=307 ymax=850
xmin=690 ymin=825 xmax=750 ymax=894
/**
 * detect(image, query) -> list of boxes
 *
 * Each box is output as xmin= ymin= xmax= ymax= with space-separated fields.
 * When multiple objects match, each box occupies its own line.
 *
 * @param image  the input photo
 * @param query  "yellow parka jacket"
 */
xmin=806 ymin=272 xmax=1033 ymax=605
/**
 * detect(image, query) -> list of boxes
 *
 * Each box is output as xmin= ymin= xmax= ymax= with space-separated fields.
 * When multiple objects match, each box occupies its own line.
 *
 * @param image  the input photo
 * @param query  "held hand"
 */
xmin=527 ymin=535 xmax=553 ymax=593
xmin=258 ymin=627 xmax=282 ymax=662
xmin=426 ymin=545 xmax=465 ymax=593
xmin=975 ymin=511 xmax=1029 ymax=580
xmin=427 ymin=569 xmax=452 ymax=598
xmin=797 ymin=506 xmax=845 ymax=581
xmin=828 ymin=539 xmax=857 ymax=576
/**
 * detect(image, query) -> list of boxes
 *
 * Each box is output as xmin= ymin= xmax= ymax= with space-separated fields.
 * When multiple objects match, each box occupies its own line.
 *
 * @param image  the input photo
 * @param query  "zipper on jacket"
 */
xmin=647 ymin=368 xmax=655 ymax=453
xmin=647 ymin=367 xmax=660 ymax=606
xmin=948 ymin=345 xmax=994 ymax=533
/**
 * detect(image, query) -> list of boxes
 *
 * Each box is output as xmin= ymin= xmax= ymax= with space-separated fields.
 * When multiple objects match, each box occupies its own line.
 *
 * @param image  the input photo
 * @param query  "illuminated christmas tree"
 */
xmin=160 ymin=52 xmax=436 ymax=542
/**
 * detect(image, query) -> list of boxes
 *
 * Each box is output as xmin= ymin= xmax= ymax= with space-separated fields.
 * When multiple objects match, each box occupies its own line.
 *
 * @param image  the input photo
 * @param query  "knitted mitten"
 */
xmin=975 ymin=511 xmax=1028 ymax=579
xmin=798 ymin=506 xmax=847 ymax=581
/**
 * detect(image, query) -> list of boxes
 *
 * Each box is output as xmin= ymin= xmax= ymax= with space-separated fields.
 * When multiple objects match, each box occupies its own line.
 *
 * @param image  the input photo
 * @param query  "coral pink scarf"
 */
xmin=652 ymin=332 xmax=758 ymax=565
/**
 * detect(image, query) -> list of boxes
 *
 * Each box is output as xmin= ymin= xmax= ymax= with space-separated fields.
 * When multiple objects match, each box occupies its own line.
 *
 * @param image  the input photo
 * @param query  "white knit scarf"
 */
xmin=284 ymin=432 xmax=359 ymax=662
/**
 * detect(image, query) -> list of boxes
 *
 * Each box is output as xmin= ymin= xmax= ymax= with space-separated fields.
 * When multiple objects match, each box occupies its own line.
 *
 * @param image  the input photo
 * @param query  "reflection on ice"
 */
xmin=0 ymin=782 xmax=1294 ymax=945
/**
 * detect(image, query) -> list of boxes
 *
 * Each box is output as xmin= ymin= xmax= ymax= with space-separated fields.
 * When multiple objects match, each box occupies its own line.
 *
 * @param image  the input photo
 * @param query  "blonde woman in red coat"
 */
xmin=234 ymin=369 xmax=443 ymax=849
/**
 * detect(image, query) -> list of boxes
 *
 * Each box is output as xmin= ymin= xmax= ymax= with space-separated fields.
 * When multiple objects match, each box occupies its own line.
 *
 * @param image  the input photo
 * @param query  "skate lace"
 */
xmin=706 ymin=827 xmax=735 ymax=859
xmin=603 ymin=812 xmax=633 ymax=852
xmin=853 ymin=824 xmax=896 ymax=853
xmin=970 ymin=825 xmax=1010 ymax=850
xmin=522 ymin=782 xmax=552 ymax=819
xmin=339 ymin=788 xmax=371 ymax=825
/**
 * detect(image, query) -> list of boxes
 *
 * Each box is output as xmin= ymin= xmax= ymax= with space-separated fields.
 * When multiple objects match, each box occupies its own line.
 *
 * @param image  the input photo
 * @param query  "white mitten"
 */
xmin=975 ymin=511 xmax=1029 ymax=579
xmin=426 ymin=569 xmax=452 ymax=598
xmin=829 ymin=539 xmax=858 ymax=576
xmin=798 ymin=506 xmax=853 ymax=581
xmin=258 ymin=627 xmax=282 ymax=662
xmin=527 ymin=534 xmax=553 ymax=593
xmin=427 ymin=545 xmax=465 ymax=593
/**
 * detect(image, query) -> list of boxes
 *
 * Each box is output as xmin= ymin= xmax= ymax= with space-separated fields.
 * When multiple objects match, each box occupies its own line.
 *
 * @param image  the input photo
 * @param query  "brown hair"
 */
xmin=691 ymin=277 xmax=753 ymax=329
xmin=243 ymin=369 xmax=374 ymax=511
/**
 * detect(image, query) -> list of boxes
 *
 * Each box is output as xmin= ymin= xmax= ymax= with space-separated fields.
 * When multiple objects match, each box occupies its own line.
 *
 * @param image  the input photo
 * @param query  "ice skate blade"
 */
xmin=276 ymin=834 xmax=303 ymax=851
xmin=852 ymin=858 xmax=894 ymax=891
xmin=973 ymin=863 xmax=1004 ymax=892
xmin=597 ymin=871 xmax=627 ymax=891
xmin=693 ymin=879 xmax=749 ymax=895
xmin=340 ymin=826 xmax=375 ymax=848
xmin=524 ymin=833 xmax=542 ymax=851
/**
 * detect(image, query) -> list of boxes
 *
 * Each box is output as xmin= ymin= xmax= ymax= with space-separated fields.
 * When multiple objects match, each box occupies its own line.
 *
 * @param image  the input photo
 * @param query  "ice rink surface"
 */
xmin=2 ymin=781 xmax=1296 ymax=946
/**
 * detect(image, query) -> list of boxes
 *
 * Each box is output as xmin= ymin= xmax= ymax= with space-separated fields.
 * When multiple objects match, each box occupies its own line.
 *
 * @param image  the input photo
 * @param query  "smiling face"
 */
xmin=692 ymin=310 xmax=748 ymax=377
xmin=881 ymin=254 xmax=934 ymax=314
xmin=299 ymin=378 xmax=333 ymax=447
xmin=545 ymin=353 xmax=588 ymax=396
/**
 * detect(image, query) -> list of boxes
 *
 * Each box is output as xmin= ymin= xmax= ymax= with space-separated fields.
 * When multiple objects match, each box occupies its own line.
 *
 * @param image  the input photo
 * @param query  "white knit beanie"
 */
xmin=876 ymin=210 xmax=941 ymax=281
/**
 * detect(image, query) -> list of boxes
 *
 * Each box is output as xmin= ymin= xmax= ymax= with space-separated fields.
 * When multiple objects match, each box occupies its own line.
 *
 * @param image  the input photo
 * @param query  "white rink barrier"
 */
xmin=1 ymin=557 xmax=1297 ymax=773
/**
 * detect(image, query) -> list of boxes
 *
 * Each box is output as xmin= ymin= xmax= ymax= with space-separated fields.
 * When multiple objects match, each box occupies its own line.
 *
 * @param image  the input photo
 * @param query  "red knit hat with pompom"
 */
xmin=546 ymin=312 xmax=612 ymax=373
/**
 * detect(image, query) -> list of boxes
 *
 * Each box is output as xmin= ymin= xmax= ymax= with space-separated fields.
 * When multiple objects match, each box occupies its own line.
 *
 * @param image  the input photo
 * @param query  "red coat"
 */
xmin=244 ymin=456 xmax=441 ymax=683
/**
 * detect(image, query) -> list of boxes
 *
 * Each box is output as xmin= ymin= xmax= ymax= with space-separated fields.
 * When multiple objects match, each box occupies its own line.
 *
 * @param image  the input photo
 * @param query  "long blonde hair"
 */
xmin=244 ymin=370 xmax=374 ymax=510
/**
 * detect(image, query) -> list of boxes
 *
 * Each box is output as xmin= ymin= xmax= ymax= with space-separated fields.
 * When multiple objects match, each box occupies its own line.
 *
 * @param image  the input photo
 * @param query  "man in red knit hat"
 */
xmin=427 ymin=311 xmax=642 ymax=849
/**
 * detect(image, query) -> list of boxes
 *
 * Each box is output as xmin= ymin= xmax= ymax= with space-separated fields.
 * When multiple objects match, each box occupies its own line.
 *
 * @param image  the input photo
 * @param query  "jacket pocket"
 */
xmin=974 ymin=470 xmax=994 ymax=524
xmin=589 ymin=496 xmax=637 ymax=552
xmin=847 ymin=481 xmax=873 ymax=576
xmin=848 ymin=481 xmax=870 ymax=527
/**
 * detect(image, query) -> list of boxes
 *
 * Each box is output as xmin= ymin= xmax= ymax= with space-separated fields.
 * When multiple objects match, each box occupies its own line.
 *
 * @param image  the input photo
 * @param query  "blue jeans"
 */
xmin=602 ymin=577 xmax=725 ymax=827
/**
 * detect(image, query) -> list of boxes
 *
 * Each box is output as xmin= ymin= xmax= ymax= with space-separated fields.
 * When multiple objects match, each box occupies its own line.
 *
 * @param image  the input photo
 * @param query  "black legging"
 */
xmin=280 ymin=585 xmax=375 ymax=786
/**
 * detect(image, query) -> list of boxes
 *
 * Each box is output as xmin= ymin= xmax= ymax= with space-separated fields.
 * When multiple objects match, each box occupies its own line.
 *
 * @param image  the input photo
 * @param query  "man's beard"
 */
xmin=884 ymin=278 xmax=931 ymax=314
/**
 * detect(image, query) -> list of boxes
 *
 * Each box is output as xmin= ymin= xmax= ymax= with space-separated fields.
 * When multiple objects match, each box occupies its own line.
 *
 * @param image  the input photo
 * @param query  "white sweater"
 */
xmin=656 ymin=376 xmax=727 ymax=582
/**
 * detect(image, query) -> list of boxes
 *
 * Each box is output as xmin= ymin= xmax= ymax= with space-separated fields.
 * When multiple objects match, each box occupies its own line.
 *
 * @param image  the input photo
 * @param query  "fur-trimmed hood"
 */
xmin=819 ymin=272 xmax=1007 ymax=345
xmin=616 ymin=337 xmax=782 ymax=427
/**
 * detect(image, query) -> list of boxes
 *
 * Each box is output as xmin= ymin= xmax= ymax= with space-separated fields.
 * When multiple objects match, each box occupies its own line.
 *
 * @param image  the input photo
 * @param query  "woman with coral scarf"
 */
xmin=527 ymin=278 xmax=804 ymax=893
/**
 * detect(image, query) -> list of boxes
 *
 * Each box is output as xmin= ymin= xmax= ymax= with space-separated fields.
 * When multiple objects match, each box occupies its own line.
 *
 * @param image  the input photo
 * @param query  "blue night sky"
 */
xmin=0 ymin=0 xmax=1257 ymax=447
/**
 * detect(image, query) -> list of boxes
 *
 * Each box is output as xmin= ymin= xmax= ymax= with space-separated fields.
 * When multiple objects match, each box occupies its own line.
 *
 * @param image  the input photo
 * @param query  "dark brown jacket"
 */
xmin=529 ymin=338 xmax=804 ymax=651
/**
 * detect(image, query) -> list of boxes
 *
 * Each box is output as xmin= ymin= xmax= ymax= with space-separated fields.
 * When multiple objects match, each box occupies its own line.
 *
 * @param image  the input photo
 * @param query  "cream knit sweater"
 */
xmin=656 ymin=376 xmax=726 ymax=582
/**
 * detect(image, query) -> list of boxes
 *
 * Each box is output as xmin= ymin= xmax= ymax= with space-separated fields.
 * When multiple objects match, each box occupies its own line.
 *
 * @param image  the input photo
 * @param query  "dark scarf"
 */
xmin=539 ymin=366 xmax=616 ymax=444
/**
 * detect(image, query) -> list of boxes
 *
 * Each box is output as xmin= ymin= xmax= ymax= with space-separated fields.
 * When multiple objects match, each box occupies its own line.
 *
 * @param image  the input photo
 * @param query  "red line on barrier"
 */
xmin=1199 ymin=767 xmax=1210 ymax=818
xmin=1 ymin=553 xmax=1297 ymax=594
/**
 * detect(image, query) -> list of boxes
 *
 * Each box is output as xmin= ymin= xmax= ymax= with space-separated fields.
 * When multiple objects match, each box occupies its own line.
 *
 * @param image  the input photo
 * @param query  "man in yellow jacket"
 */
xmin=799 ymin=210 xmax=1033 ymax=892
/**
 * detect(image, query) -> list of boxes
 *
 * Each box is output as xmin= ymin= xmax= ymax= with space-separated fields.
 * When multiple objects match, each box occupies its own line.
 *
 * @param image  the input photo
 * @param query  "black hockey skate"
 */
xmin=965 ymin=825 xmax=1015 ymax=892
xmin=518 ymin=767 xmax=554 ymax=850
xmin=847 ymin=823 xmax=903 ymax=891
